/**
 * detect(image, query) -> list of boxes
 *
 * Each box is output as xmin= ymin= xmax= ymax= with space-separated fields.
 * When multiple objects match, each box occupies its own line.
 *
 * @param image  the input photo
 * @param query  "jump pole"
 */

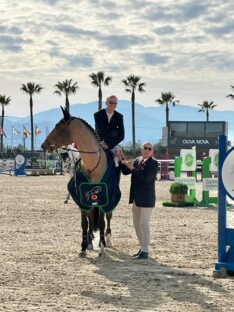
xmin=214 ymin=134 xmax=234 ymax=275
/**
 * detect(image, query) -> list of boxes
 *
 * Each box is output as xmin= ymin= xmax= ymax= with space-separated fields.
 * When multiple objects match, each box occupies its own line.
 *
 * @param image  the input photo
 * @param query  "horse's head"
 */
xmin=41 ymin=107 xmax=74 ymax=153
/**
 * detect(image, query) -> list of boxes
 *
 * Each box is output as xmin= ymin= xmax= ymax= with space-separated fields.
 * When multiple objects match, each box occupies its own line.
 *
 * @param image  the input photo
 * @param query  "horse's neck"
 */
xmin=69 ymin=119 xmax=98 ymax=153
xmin=69 ymin=119 xmax=106 ymax=181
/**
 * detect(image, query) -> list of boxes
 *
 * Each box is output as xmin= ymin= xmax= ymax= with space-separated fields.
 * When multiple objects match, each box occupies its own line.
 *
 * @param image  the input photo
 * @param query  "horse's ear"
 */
xmin=60 ymin=106 xmax=71 ymax=121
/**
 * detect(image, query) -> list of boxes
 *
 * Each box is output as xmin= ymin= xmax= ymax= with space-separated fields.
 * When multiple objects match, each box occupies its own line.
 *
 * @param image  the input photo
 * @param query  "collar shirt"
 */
xmin=140 ymin=157 xmax=149 ymax=164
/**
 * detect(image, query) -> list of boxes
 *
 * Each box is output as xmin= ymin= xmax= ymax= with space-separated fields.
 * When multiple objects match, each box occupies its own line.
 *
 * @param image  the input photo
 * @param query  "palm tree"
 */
xmin=89 ymin=71 xmax=112 ymax=111
xmin=155 ymin=92 xmax=179 ymax=127
xmin=226 ymin=85 xmax=234 ymax=100
xmin=197 ymin=100 xmax=217 ymax=122
xmin=122 ymin=75 xmax=146 ymax=155
xmin=54 ymin=79 xmax=79 ymax=112
xmin=0 ymin=95 xmax=11 ymax=152
xmin=20 ymin=82 xmax=43 ymax=152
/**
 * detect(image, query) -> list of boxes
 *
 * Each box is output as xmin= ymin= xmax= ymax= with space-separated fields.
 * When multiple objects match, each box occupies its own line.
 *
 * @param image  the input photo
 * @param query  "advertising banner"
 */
xmin=203 ymin=178 xmax=218 ymax=191
xmin=14 ymin=154 xmax=27 ymax=176
xmin=0 ymin=159 xmax=14 ymax=174
xmin=209 ymin=149 xmax=219 ymax=172
xmin=180 ymin=149 xmax=196 ymax=171
xmin=174 ymin=177 xmax=196 ymax=190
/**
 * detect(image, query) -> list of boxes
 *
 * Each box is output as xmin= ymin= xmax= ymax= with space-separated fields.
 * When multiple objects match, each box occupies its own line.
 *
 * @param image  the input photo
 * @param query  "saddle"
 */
xmin=67 ymin=151 xmax=121 ymax=213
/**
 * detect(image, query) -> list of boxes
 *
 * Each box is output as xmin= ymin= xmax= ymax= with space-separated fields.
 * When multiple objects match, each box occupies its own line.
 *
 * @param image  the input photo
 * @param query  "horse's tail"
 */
xmin=93 ymin=207 xmax=99 ymax=232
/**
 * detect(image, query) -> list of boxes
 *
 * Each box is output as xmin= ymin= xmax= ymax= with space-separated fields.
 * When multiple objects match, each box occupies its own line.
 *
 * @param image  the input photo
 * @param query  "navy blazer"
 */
xmin=121 ymin=156 xmax=158 ymax=207
xmin=94 ymin=109 xmax=125 ymax=149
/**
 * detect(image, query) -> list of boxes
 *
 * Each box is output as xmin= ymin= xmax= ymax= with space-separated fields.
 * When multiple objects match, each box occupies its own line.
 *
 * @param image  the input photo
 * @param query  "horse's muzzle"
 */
xmin=41 ymin=140 xmax=54 ymax=153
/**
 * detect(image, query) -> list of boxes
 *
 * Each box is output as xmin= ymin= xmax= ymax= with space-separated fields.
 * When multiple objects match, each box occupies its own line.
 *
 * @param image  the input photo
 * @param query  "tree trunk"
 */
xmin=30 ymin=95 xmax=34 ymax=152
xmin=131 ymin=91 xmax=136 ymax=156
xmin=0 ymin=106 xmax=4 ymax=152
xmin=206 ymin=109 xmax=209 ymax=122
xmin=65 ymin=95 xmax=70 ymax=112
xmin=98 ymin=87 xmax=102 ymax=111
xmin=166 ymin=104 xmax=169 ymax=127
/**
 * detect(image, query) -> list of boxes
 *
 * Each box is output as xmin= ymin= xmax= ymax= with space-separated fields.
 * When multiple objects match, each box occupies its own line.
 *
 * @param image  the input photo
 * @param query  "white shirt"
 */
xmin=106 ymin=111 xmax=114 ymax=123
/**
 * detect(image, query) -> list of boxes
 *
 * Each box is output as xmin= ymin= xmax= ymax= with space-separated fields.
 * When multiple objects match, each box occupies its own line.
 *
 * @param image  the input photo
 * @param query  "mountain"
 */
xmin=3 ymin=101 xmax=233 ymax=150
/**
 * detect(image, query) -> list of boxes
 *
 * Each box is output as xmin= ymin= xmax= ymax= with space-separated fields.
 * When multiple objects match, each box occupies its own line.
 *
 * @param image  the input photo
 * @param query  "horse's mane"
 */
xmin=75 ymin=117 xmax=101 ymax=143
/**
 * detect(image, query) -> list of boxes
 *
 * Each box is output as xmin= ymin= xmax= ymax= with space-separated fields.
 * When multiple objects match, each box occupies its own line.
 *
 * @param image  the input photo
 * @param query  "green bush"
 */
xmin=169 ymin=182 xmax=188 ymax=195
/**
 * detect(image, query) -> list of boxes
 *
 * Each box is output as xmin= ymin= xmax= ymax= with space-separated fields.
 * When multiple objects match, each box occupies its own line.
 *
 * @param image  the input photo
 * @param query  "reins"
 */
xmin=61 ymin=146 xmax=99 ymax=154
xmin=60 ymin=145 xmax=102 ymax=174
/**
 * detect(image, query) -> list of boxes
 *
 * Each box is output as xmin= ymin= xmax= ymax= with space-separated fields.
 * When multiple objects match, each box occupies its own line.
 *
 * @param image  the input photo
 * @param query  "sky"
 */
xmin=1 ymin=0 xmax=234 ymax=118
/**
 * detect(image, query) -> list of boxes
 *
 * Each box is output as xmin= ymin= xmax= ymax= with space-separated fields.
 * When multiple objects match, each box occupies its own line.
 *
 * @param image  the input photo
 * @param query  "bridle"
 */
xmin=45 ymin=116 xmax=103 ymax=174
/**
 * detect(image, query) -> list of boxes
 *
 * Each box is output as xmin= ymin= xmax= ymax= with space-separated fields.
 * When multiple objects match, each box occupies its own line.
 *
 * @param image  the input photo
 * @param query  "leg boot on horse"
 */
xmin=105 ymin=212 xmax=112 ymax=247
xmin=98 ymin=209 xmax=106 ymax=257
xmin=80 ymin=212 xmax=91 ymax=257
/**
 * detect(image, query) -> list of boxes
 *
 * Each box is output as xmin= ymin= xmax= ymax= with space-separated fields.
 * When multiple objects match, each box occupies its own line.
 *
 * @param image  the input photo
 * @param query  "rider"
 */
xmin=94 ymin=95 xmax=125 ymax=183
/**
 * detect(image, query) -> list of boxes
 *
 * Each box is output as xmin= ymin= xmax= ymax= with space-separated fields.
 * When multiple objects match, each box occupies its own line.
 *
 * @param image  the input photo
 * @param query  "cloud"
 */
xmin=1 ymin=0 xmax=234 ymax=117
xmin=0 ymin=35 xmax=32 ymax=52
xmin=67 ymin=55 xmax=94 ymax=68
xmin=142 ymin=53 xmax=169 ymax=65
xmin=55 ymin=24 xmax=98 ymax=37
xmin=100 ymin=34 xmax=149 ymax=50
xmin=38 ymin=0 xmax=62 ymax=5
xmin=143 ymin=1 xmax=210 ymax=22
xmin=205 ymin=20 xmax=234 ymax=37
xmin=154 ymin=25 xmax=176 ymax=35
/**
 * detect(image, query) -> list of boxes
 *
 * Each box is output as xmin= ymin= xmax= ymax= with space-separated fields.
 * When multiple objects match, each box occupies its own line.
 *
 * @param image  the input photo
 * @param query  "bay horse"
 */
xmin=41 ymin=107 xmax=120 ymax=256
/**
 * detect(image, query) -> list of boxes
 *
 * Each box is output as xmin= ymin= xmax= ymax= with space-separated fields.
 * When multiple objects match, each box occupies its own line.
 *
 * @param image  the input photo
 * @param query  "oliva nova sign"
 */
xmin=182 ymin=139 xmax=210 ymax=145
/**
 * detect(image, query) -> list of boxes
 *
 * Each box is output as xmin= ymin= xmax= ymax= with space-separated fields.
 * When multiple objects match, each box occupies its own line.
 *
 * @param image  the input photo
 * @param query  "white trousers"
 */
xmin=132 ymin=202 xmax=154 ymax=253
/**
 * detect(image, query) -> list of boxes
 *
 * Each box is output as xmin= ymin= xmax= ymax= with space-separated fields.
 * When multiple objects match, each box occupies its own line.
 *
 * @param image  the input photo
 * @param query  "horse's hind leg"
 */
xmin=80 ymin=212 xmax=89 ymax=257
xmin=87 ymin=211 xmax=94 ymax=250
xmin=64 ymin=192 xmax=70 ymax=204
xmin=105 ymin=212 xmax=112 ymax=247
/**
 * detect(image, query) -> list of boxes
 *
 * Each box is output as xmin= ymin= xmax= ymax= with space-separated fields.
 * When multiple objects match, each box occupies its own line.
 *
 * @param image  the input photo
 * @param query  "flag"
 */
xmin=12 ymin=126 xmax=21 ymax=136
xmin=23 ymin=126 xmax=30 ymax=138
xmin=35 ymin=126 xmax=41 ymax=136
xmin=0 ymin=128 xmax=7 ymax=137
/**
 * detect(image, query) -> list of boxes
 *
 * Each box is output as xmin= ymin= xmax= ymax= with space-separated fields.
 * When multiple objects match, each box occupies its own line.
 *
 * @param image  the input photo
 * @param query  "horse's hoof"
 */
xmin=99 ymin=243 xmax=105 ymax=258
xmin=79 ymin=251 xmax=87 ymax=258
xmin=106 ymin=234 xmax=112 ymax=248
xmin=105 ymin=228 xmax=111 ymax=236
xmin=87 ymin=243 xmax=94 ymax=251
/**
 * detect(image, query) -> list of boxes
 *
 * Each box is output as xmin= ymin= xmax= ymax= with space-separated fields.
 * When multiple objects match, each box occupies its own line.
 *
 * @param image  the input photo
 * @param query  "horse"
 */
xmin=60 ymin=144 xmax=113 ymax=245
xmin=41 ymin=107 xmax=121 ymax=256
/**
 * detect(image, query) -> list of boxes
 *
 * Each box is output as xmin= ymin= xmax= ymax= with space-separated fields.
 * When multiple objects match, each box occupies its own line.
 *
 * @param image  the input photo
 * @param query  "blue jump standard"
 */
xmin=214 ymin=135 xmax=234 ymax=274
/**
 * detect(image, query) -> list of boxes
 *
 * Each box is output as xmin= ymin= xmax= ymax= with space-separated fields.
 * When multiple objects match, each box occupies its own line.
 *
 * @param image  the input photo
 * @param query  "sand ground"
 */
xmin=1 ymin=173 xmax=234 ymax=312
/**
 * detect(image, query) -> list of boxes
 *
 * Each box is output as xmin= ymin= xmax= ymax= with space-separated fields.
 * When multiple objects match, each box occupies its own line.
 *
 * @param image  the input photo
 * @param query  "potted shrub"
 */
xmin=169 ymin=182 xmax=188 ymax=203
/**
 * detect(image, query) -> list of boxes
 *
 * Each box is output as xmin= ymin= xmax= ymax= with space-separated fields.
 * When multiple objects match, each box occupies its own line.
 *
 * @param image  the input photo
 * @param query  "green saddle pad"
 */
xmin=78 ymin=182 xmax=109 ymax=208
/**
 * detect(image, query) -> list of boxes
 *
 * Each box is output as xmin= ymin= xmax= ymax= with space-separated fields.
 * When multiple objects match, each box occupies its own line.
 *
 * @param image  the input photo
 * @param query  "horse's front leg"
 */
xmin=98 ymin=209 xmax=106 ymax=255
xmin=80 ymin=211 xmax=89 ymax=257
xmin=105 ymin=212 xmax=112 ymax=247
